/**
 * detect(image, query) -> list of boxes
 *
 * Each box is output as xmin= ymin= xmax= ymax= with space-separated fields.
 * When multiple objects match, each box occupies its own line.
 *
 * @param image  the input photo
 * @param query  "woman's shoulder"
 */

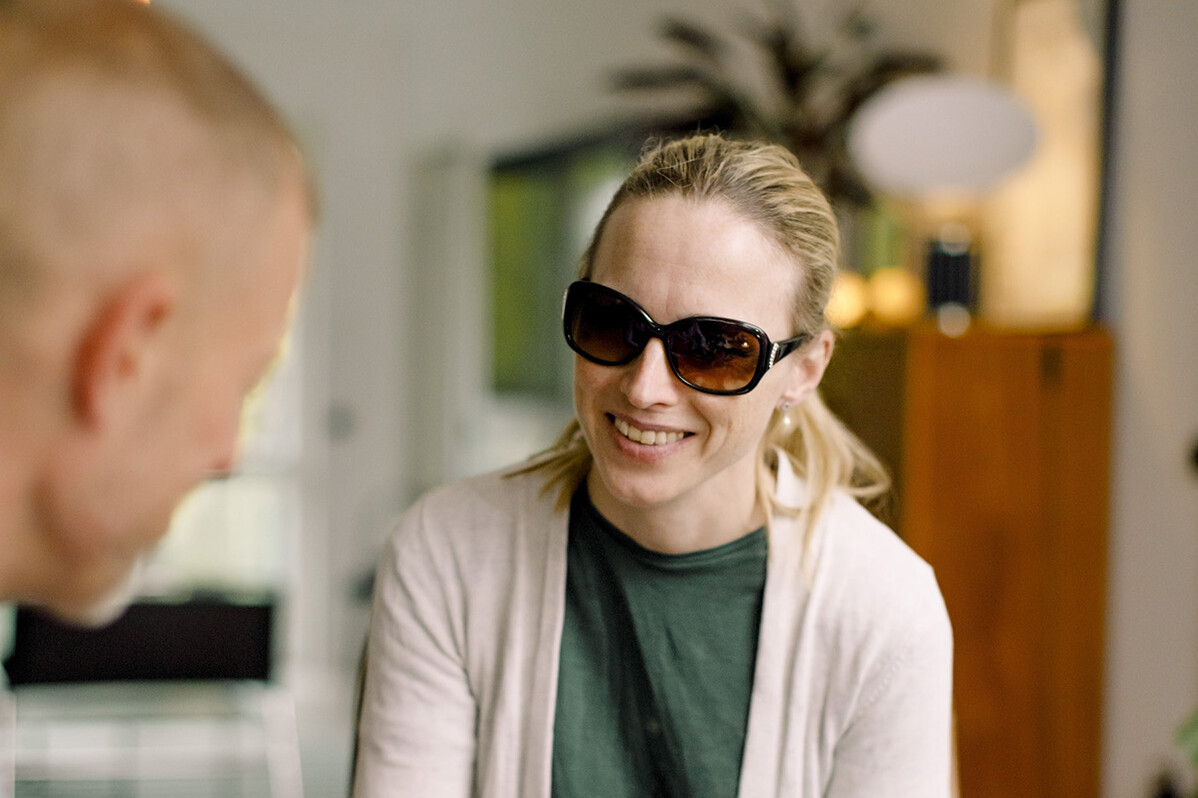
xmin=385 ymin=461 xmax=563 ymax=558
xmin=823 ymin=492 xmax=930 ymax=577
xmin=772 ymin=455 xmax=938 ymax=608
xmin=368 ymin=463 xmax=571 ymax=665
xmin=409 ymin=462 xmax=549 ymax=517
xmin=811 ymin=490 xmax=950 ymax=644
xmin=805 ymin=493 xmax=953 ymax=723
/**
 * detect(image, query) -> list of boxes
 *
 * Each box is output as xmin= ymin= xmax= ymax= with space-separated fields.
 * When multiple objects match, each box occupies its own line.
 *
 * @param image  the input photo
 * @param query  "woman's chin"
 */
xmin=587 ymin=465 xmax=681 ymax=516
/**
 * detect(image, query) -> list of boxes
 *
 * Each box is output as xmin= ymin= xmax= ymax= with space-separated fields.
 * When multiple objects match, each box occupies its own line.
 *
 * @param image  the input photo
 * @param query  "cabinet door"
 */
xmin=902 ymin=327 xmax=1111 ymax=798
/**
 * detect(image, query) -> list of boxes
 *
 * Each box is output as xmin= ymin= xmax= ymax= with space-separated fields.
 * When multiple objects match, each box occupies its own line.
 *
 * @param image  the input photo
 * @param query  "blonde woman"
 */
xmin=355 ymin=134 xmax=953 ymax=797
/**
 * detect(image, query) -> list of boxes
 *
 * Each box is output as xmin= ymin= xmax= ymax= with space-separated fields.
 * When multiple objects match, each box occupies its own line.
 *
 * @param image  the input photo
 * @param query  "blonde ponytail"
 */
xmin=758 ymin=390 xmax=890 ymax=573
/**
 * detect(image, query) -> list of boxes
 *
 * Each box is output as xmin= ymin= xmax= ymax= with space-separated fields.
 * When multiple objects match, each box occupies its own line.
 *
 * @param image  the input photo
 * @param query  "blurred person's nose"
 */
xmin=206 ymin=421 xmax=245 ymax=480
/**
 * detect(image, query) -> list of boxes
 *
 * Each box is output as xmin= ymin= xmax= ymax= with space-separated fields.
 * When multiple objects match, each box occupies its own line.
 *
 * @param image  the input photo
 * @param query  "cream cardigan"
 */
xmin=354 ymin=457 xmax=953 ymax=797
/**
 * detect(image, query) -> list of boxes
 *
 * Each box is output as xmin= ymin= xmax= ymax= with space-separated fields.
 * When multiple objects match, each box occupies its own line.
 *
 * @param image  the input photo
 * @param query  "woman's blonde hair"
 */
xmin=520 ymin=133 xmax=888 ymax=561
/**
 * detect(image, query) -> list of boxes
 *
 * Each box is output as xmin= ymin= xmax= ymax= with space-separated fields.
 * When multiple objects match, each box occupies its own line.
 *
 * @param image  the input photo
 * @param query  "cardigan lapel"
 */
xmin=736 ymin=453 xmax=824 ymax=797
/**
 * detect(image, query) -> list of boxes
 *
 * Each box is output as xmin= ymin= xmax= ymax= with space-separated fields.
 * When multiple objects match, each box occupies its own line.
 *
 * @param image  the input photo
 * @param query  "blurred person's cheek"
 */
xmin=62 ymin=555 xmax=147 ymax=629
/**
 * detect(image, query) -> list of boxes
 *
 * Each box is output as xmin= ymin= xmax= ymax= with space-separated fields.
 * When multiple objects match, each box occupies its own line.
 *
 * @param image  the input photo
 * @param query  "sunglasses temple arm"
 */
xmin=769 ymin=333 xmax=812 ymax=367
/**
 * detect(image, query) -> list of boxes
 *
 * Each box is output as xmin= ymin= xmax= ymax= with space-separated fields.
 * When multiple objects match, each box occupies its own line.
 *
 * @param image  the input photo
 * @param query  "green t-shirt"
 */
xmin=552 ymin=486 xmax=768 ymax=798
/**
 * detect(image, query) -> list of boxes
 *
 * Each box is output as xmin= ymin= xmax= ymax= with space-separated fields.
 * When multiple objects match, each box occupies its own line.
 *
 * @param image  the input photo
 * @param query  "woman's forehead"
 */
xmin=590 ymin=196 xmax=801 ymax=332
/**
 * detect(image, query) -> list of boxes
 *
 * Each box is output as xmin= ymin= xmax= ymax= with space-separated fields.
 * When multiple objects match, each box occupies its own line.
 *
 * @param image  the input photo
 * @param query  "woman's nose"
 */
xmin=622 ymin=338 xmax=681 ymax=408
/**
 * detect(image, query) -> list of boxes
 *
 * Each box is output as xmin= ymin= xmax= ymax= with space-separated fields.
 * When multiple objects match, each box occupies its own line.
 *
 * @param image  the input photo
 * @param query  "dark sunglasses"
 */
xmin=562 ymin=280 xmax=810 ymax=396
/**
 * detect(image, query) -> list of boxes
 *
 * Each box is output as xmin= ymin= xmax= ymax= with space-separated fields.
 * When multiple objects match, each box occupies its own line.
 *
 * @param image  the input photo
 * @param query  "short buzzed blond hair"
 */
xmin=0 ymin=0 xmax=310 ymax=325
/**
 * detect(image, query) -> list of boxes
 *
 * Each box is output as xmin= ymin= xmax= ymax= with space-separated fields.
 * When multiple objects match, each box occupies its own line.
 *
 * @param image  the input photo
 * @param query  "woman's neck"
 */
xmin=584 ymin=471 xmax=771 ymax=555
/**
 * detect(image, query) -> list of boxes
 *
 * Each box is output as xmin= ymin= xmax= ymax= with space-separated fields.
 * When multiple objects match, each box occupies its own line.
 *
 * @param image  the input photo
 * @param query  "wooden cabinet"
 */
xmin=822 ymin=325 xmax=1112 ymax=798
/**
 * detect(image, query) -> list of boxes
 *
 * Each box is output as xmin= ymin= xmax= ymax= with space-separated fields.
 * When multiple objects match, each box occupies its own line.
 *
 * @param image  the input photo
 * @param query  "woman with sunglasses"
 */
xmin=354 ymin=134 xmax=953 ymax=797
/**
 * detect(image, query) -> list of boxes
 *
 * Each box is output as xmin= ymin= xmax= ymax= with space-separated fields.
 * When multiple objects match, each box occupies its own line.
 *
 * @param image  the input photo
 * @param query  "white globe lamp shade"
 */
xmin=848 ymin=74 xmax=1038 ymax=199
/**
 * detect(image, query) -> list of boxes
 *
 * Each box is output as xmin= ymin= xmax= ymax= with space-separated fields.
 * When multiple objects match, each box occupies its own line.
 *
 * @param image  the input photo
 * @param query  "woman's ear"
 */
xmin=71 ymin=272 xmax=177 ymax=429
xmin=780 ymin=328 xmax=834 ymax=407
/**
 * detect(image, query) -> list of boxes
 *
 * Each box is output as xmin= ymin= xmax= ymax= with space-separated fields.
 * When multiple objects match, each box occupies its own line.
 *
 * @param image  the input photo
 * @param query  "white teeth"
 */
xmin=614 ymin=418 xmax=685 ymax=445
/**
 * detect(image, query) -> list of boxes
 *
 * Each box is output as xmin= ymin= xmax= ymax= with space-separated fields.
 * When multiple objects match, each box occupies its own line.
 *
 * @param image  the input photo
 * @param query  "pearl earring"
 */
xmin=780 ymin=402 xmax=792 ymax=429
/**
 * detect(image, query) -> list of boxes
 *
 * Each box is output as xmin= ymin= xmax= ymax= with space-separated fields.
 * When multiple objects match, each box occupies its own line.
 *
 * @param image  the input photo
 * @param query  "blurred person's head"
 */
xmin=0 ymin=0 xmax=313 ymax=624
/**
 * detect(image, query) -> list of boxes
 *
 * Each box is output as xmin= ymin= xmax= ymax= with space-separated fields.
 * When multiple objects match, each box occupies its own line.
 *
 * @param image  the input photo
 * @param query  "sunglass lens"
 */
xmin=568 ymin=286 xmax=642 ymax=364
xmin=670 ymin=320 xmax=761 ymax=392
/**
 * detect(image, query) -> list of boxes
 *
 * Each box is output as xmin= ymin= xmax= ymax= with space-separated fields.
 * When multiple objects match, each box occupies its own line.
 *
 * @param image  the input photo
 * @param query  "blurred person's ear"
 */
xmin=72 ymin=272 xmax=178 ymax=428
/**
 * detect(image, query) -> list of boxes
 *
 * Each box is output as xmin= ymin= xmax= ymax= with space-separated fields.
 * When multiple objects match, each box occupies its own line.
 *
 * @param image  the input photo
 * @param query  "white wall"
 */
xmin=157 ymin=2 xmax=1198 ymax=795
xmin=1103 ymin=0 xmax=1198 ymax=794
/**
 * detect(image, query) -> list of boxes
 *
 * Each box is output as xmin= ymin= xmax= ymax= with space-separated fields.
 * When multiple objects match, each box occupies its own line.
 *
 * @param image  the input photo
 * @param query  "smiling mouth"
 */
xmin=613 ymin=417 xmax=687 ymax=446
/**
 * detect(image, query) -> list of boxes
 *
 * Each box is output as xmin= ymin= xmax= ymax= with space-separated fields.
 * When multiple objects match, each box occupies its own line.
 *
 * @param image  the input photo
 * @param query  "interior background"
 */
xmin=151 ymin=1 xmax=1198 ymax=795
